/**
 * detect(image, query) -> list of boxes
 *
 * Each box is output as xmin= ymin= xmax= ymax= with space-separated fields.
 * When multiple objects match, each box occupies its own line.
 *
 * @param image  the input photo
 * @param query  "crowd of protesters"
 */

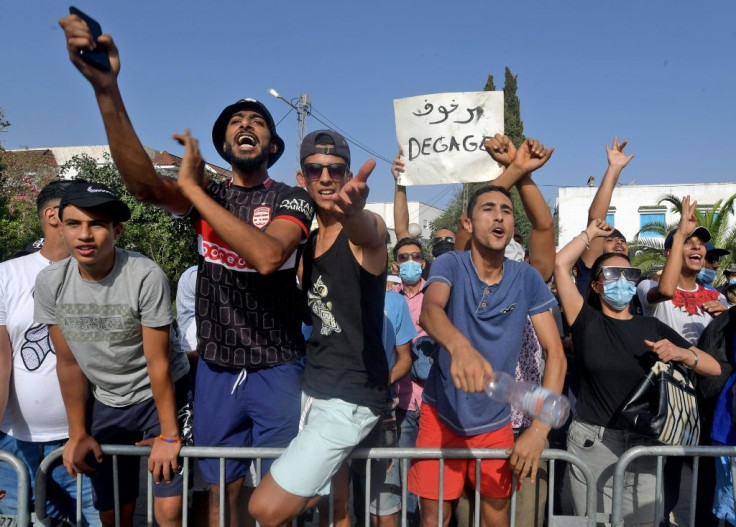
xmin=2 ymin=10 xmax=736 ymax=527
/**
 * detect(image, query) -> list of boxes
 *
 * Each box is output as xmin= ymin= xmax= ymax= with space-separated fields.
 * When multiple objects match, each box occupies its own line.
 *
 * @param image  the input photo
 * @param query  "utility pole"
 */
xmin=268 ymin=89 xmax=311 ymax=171
xmin=295 ymin=94 xmax=311 ymax=168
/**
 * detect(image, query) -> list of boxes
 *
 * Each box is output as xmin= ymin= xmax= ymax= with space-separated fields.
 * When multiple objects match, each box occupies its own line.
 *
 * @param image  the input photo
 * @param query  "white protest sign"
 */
xmin=394 ymin=91 xmax=504 ymax=185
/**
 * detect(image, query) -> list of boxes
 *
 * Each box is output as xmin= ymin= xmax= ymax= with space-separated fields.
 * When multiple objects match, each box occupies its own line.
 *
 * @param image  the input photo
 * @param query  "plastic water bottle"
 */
xmin=484 ymin=371 xmax=570 ymax=428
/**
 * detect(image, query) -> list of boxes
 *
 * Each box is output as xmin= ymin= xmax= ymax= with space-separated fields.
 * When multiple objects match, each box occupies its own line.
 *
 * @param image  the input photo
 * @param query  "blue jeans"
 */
xmin=396 ymin=406 xmax=420 ymax=518
xmin=0 ymin=432 xmax=99 ymax=526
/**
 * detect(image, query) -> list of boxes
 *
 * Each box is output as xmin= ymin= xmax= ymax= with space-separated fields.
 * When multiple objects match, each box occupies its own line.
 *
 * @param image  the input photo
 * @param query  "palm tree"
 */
xmin=628 ymin=193 xmax=736 ymax=283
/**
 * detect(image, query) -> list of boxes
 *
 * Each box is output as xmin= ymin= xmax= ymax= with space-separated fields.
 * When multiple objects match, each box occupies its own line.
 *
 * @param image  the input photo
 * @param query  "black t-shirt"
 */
xmin=193 ymin=178 xmax=314 ymax=369
xmin=571 ymin=303 xmax=692 ymax=428
xmin=300 ymin=229 xmax=388 ymax=412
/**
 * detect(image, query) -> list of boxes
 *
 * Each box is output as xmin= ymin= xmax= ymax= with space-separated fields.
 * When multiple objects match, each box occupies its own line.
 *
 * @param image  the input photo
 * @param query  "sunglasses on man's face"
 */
xmin=432 ymin=236 xmax=455 ymax=245
xmin=302 ymin=163 xmax=348 ymax=181
xmin=396 ymin=251 xmax=424 ymax=263
xmin=595 ymin=266 xmax=641 ymax=283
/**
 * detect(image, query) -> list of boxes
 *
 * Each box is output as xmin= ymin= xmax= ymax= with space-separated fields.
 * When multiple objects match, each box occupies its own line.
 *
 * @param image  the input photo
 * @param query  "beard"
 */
xmin=223 ymin=142 xmax=271 ymax=172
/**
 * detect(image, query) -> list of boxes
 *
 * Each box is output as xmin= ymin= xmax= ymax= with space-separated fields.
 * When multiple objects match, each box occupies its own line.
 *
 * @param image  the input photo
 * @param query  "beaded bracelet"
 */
xmin=159 ymin=435 xmax=181 ymax=444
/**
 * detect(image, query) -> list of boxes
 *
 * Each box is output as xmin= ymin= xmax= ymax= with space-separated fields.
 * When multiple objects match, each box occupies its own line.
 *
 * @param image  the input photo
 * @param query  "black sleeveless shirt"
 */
xmin=301 ymin=229 xmax=388 ymax=412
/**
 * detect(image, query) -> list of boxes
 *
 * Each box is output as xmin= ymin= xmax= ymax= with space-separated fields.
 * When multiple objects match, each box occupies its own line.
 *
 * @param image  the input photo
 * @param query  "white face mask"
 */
xmin=504 ymin=239 xmax=525 ymax=262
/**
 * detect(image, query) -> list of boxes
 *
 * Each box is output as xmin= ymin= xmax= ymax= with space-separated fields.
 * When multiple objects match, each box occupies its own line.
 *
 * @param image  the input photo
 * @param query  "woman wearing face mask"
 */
xmin=554 ymin=218 xmax=720 ymax=525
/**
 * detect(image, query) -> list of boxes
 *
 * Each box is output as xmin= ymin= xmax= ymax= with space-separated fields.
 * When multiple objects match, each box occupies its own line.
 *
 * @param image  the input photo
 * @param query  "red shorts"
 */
xmin=407 ymin=404 xmax=513 ymax=500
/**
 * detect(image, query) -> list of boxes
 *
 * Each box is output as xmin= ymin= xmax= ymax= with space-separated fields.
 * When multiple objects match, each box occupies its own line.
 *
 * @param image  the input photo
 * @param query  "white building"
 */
xmin=365 ymin=201 xmax=445 ymax=245
xmin=556 ymin=182 xmax=736 ymax=247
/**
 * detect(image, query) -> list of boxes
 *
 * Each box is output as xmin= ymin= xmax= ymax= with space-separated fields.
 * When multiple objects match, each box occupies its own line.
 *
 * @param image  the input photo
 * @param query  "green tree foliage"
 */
xmin=60 ymin=154 xmax=198 ymax=287
xmin=629 ymin=192 xmax=736 ymax=282
xmin=431 ymin=68 xmax=531 ymax=241
xmin=0 ymin=149 xmax=59 ymax=258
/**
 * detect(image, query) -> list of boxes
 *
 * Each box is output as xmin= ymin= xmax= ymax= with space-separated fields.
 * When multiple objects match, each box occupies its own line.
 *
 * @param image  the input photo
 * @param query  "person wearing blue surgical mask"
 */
xmin=555 ymin=218 xmax=721 ymax=524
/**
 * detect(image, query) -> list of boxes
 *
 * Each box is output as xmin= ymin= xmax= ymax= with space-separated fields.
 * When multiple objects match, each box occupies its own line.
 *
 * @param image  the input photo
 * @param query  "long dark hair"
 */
xmin=587 ymin=252 xmax=632 ymax=310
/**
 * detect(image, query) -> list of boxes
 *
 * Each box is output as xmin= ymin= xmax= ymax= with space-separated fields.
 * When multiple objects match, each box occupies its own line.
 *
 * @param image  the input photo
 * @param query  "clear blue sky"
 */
xmin=3 ymin=0 xmax=736 ymax=210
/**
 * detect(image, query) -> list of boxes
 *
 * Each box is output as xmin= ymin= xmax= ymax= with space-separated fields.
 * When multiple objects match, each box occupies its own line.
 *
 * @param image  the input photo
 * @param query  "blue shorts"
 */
xmin=270 ymin=395 xmax=379 ymax=497
xmin=88 ymin=375 xmax=192 ymax=511
xmin=0 ymin=432 xmax=99 ymax=526
xmin=193 ymin=359 xmax=304 ymax=485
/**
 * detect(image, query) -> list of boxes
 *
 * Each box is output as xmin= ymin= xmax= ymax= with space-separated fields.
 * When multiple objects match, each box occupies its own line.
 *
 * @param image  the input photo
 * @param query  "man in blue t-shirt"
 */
xmin=409 ymin=185 xmax=566 ymax=527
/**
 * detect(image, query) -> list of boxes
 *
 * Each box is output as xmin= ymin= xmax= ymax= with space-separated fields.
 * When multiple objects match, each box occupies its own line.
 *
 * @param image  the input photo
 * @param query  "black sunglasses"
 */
xmin=595 ymin=266 xmax=641 ymax=283
xmin=396 ymin=251 xmax=424 ymax=263
xmin=432 ymin=236 xmax=455 ymax=245
xmin=302 ymin=163 xmax=349 ymax=181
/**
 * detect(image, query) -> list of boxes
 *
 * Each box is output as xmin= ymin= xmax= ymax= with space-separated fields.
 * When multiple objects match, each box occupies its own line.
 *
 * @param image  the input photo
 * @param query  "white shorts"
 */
xmin=270 ymin=395 xmax=379 ymax=497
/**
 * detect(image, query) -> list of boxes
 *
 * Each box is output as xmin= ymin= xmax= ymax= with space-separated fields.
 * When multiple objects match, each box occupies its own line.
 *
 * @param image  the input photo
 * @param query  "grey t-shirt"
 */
xmin=35 ymin=249 xmax=188 ymax=407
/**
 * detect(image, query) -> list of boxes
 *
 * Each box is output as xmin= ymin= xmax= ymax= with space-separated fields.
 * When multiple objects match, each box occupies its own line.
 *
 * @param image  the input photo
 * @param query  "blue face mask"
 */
xmin=399 ymin=260 xmax=422 ymax=285
xmin=697 ymin=267 xmax=717 ymax=285
xmin=729 ymin=277 xmax=736 ymax=286
xmin=602 ymin=276 xmax=636 ymax=311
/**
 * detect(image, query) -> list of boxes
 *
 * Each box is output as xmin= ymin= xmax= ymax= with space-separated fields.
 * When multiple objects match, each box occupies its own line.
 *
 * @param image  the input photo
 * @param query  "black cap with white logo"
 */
xmin=60 ymin=181 xmax=131 ymax=222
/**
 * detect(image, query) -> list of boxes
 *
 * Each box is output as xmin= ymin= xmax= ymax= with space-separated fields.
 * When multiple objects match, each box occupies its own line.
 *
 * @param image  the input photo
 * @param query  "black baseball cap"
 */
xmin=300 ymin=129 xmax=351 ymax=165
xmin=663 ymin=226 xmax=710 ymax=250
xmin=705 ymin=241 xmax=730 ymax=259
xmin=59 ymin=181 xmax=131 ymax=222
xmin=606 ymin=229 xmax=626 ymax=240
xmin=211 ymin=98 xmax=284 ymax=168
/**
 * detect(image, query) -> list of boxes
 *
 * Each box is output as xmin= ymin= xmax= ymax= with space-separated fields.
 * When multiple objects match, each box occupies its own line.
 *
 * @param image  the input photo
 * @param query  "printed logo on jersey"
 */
xmin=279 ymin=198 xmax=314 ymax=220
xmin=307 ymin=275 xmax=341 ymax=335
xmin=20 ymin=323 xmax=54 ymax=371
xmin=196 ymin=220 xmax=255 ymax=272
xmin=252 ymin=206 xmax=271 ymax=229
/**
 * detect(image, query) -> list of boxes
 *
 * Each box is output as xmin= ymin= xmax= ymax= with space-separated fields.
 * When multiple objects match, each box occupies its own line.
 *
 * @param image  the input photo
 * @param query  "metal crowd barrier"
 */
xmin=0 ymin=450 xmax=31 ymax=527
xmin=611 ymin=444 xmax=736 ymax=527
xmin=35 ymin=446 xmax=597 ymax=527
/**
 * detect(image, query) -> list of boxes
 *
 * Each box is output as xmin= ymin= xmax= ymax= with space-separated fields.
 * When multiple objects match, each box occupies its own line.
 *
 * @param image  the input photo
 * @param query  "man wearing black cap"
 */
xmin=249 ymin=130 xmax=388 ymax=527
xmin=60 ymin=14 xmax=315 ymax=526
xmin=699 ymin=241 xmax=730 ymax=289
xmin=34 ymin=181 xmax=191 ymax=527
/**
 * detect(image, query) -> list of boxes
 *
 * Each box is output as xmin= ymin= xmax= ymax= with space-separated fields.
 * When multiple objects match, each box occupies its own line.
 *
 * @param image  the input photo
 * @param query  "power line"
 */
xmin=275 ymin=107 xmax=295 ymax=127
xmin=309 ymin=105 xmax=393 ymax=165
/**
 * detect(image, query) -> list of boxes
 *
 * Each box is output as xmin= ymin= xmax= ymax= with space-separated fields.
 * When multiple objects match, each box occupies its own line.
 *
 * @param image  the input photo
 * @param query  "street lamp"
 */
xmin=269 ymin=88 xmax=311 ymax=170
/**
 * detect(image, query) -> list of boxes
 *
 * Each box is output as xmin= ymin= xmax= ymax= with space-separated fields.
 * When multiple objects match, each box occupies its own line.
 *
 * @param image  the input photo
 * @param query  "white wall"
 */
xmin=557 ymin=182 xmax=736 ymax=247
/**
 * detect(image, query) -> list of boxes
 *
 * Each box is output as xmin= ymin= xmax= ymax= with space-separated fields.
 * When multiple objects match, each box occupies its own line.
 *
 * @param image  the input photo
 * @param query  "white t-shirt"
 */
xmin=0 ymin=251 xmax=68 ymax=441
xmin=637 ymin=279 xmax=727 ymax=345
xmin=175 ymin=265 xmax=197 ymax=353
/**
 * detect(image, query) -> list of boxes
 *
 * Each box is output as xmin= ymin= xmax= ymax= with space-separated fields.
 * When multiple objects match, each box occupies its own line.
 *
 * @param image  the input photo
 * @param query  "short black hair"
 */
xmin=36 ymin=180 xmax=74 ymax=213
xmin=466 ymin=185 xmax=513 ymax=218
xmin=393 ymin=237 xmax=424 ymax=261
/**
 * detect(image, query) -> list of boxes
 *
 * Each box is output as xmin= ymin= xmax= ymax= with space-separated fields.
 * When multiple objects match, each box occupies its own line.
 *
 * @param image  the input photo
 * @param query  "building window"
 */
xmin=639 ymin=213 xmax=665 ymax=237
xmin=606 ymin=213 xmax=615 ymax=226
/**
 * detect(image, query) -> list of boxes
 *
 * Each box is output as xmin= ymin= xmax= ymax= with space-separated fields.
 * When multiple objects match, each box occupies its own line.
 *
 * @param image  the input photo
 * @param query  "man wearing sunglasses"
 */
xmin=698 ymin=242 xmax=730 ymax=290
xmin=249 ymin=130 xmax=389 ymax=527
xmin=60 ymin=16 xmax=316 ymax=526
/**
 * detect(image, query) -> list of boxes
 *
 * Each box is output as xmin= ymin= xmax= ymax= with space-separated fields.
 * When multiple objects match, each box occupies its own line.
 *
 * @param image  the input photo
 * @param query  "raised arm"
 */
xmin=174 ymin=130 xmax=306 ymax=274
xmin=645 ymin=196 xmax=696 ymax=304
xmin=59 ymin=14 xmax=191 ymax=214
xmin=419 ymin=281 xmax=493 ymax=393
xmin=555 ymin=219 xmax=613 ymax=326
xmin=391 ymin=150 xmax=410 ymax=241
xmin=324 ymin=159 xmax=388 ymax=275
xmin=581 ymin=137 xmax=634 ymax=267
